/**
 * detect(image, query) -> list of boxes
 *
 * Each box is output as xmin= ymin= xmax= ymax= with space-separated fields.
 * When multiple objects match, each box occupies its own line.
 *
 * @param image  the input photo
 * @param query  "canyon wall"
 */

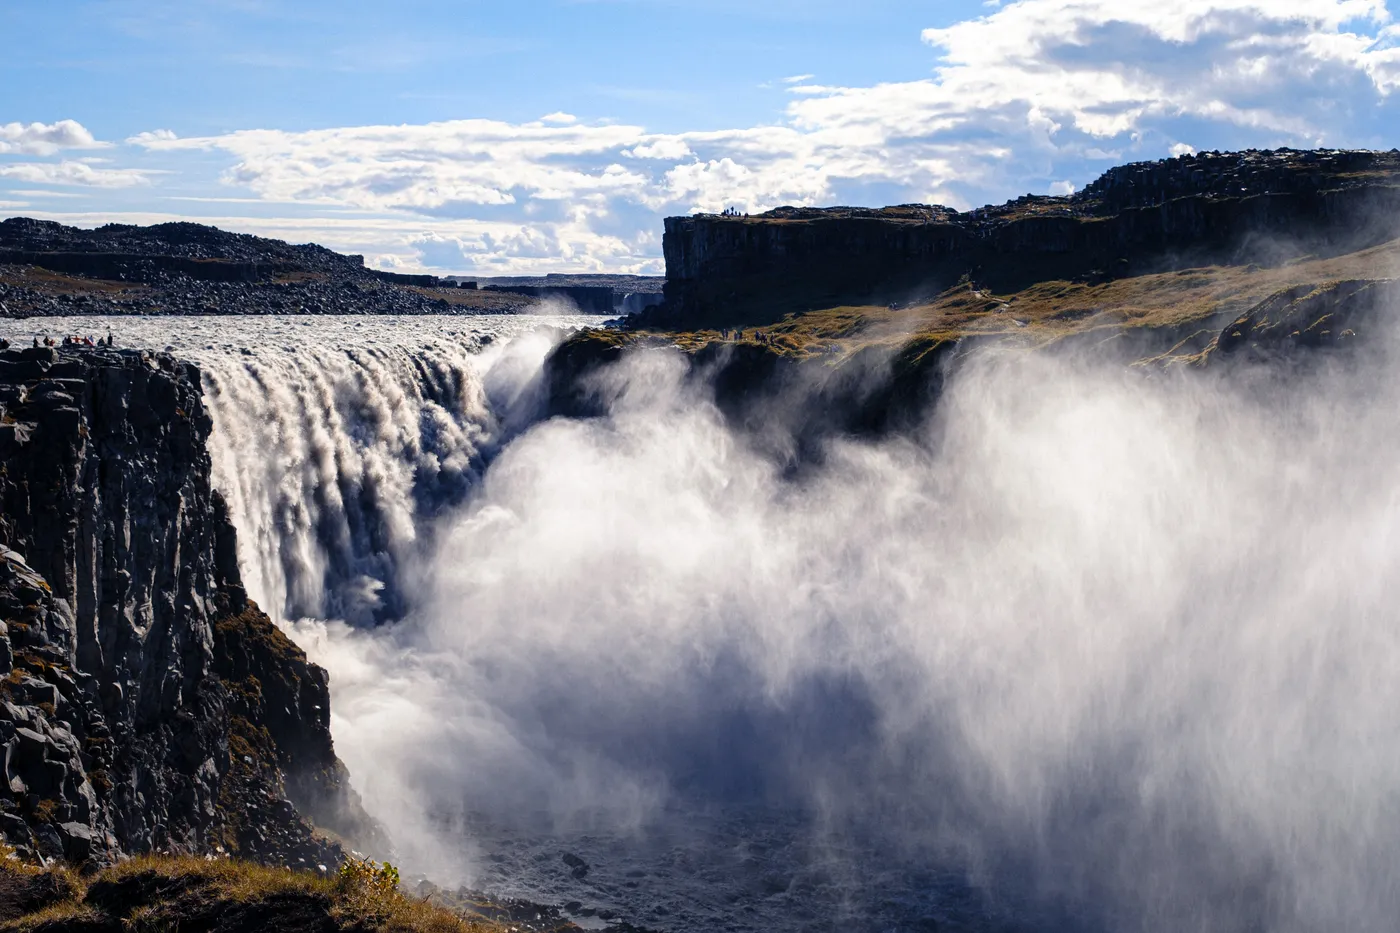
xmin=656 ymin=149 xmax=1400 ymax=327
xmin=0 ymin=346 xmax=373 ymax=867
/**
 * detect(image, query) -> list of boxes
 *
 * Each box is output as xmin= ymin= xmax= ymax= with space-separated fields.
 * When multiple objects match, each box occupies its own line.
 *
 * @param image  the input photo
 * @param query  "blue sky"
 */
xmin=2 ymin=0 xmax=1398 ymax=273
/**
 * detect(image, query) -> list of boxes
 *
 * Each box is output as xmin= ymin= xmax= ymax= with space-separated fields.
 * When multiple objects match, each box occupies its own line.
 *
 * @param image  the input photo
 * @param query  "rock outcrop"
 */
xmin=0 ymin=218 xmax=535 ymax=318
xmin=545 ymin=271 xmax=1400 ymax=461
xmin=653 ymin=148 xmax=1400 ymax=327
xmin=1214 ymin=279 xmax=1400 ymax=358
xmin=0 ymin=345 xmax=374 ymax=868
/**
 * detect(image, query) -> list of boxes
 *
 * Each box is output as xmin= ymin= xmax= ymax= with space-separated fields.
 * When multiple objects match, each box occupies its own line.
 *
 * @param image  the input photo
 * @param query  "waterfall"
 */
xmin=200 ymin=340 xmax=496 ymax=624
xmin=14 ymin=313 xmax=1400 ymax=931
xmin=0 ymin=313 xmax=588 ymax=627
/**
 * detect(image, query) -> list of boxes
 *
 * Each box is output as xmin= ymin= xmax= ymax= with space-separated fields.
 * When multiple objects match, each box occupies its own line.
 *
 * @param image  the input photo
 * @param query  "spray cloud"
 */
xmin=169 ymin=312 xmax=1400 ymax=932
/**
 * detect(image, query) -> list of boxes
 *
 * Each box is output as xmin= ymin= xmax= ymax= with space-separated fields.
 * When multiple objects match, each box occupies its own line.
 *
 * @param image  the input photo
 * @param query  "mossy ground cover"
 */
xmin=606 ymin=236 xmax=1400 ymax=364
xmin=0 ymin=847 xmax=518 ymax=933
xmin=0 ymin=266 xmax=150 ymax=300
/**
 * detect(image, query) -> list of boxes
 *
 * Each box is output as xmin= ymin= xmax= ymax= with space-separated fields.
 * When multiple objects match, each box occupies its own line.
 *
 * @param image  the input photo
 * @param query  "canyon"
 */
xmin=650 ymin=147 xmax=1400 ymax=332
xmin=2 ymin=147 xmax=1400 ymax=932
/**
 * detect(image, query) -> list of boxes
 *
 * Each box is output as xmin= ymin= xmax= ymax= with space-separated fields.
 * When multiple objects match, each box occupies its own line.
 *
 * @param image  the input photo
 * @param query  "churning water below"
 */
xmin=7 ymin=314 xmax=1400 ymax=933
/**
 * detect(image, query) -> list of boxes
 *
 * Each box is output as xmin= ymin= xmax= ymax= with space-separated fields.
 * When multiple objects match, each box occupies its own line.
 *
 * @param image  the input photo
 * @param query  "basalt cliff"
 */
xmin=0 ymin=218 xmax=660 ymax=319
xmin=0 ymin=345 xmax=378 ymax=869
xmin=648 ymin=147 xmax=1400 ymax=328
xmin=551 ymin=148 xmax=1400 ymax=441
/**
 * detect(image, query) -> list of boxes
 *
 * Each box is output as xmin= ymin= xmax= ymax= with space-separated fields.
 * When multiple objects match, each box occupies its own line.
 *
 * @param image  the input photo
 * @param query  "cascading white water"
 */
xmin=9 ymin=313 xmax=1400 ymax=933
xmin=2 ymin=315 xmax=592 ymax=626
xmin=200 ymin=339 xmax=496 ymax=624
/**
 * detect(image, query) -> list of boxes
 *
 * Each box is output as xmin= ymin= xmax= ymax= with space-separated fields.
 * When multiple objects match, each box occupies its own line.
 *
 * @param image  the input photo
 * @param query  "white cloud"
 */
xmin=16 ymin=208 xmax=663 ymax=276
xmin=0 ymin=161 xmax=154 ymax=188
xmin=126 ymin=128 xmax=178 ymax=145
xmin=133 ymin=119 xmax=655 ymax=211
xmin=0 ymin=120 xmax=105 ymax=156
xmin=626 ymin=137 xmax=694 ymax=161
xmin=103 ymin=0 xmax=1400 ymax=269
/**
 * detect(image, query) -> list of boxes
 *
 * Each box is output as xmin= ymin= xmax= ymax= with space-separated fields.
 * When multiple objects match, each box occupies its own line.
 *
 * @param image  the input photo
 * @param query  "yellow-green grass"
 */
xmin=0 ymin=848 xmax=514 ymax=933
xmin=607 ymin=237 xmax=1400 ymax=361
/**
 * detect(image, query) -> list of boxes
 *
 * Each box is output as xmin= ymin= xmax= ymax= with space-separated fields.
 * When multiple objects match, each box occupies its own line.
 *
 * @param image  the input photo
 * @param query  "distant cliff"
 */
xmin=0 ymin=218 xmax=660 ymax=317
xmin=0 ymin=346 xmax=376 ymax=867
xmin=0 ymin=218 xmax=532 ymax=317
xmin=652 ymin=148 xmax=1400 ymax=327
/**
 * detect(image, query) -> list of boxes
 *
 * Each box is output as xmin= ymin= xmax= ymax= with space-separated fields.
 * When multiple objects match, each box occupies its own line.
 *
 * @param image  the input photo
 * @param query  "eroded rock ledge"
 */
xmin=0 ymin=345 xmax=377 ymax=868
xmin=653 ymin=148 xmax=1400 ymax=327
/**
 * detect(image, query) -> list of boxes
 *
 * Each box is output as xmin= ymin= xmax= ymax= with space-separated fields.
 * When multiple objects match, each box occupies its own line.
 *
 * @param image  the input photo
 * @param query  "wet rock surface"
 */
xmin=0 ymin=345 xmax=375 ymax=868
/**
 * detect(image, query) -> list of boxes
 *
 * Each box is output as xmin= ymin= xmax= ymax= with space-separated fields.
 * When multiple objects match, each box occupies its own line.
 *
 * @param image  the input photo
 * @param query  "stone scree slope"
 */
xmin=0 ymin=345 xmax=378 ymax=867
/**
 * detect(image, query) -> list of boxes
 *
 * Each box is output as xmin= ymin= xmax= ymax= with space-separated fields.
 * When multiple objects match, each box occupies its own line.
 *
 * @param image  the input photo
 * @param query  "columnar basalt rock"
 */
xmin=0 ymin=345 xmax=375 ymax=867
xmin=654 ymin=148 xmax=1400 ymax=327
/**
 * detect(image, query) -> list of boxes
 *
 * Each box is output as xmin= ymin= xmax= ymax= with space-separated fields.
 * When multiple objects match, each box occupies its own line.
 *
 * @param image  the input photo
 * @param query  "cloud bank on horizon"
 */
xmin=3 ymin=0 xmax=1399 ymax=274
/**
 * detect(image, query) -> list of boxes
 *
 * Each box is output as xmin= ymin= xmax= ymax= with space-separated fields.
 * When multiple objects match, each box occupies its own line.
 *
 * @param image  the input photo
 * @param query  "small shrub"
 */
xmin=28 ymin=800 xmax=58 ymax=825
xmin=337 ymin=857 xmax=400 ymax=894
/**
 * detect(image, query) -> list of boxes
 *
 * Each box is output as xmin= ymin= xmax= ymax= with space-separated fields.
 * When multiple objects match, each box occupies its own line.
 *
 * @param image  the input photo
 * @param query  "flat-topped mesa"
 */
xmin=0 ymin=218 xmax=367 ymax=283
xmin=655 ymin=148 xmax=1400 ymax=327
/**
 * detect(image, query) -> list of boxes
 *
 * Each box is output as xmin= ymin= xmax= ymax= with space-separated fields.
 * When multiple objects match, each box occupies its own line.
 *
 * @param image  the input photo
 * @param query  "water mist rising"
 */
xmin=40 ymin=312 xmax=1400 ymax=932
xmin=294 ymin=331 xmax=1400 ymax=933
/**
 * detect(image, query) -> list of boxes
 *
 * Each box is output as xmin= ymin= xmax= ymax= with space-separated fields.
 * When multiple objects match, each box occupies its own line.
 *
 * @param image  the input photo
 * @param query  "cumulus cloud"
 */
xmin=625 ymin=137 xmax=694 ymax=161
xmin=126 ymin=128 xmax=178 ymax=145
xmin=116 ymin=0 xmax=1400 ymax=269
xmin=134 ymin=119 xmax=653 ymax=210
xmin=0 ymin=120 xmax=105 ymax=156
xmin=0 ymin=161 xmax=153 ymax=188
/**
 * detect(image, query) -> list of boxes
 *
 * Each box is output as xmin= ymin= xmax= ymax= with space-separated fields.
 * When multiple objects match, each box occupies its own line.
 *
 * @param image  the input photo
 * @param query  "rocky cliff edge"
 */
xmin=0 ymin=345 xmax=379 ymax=869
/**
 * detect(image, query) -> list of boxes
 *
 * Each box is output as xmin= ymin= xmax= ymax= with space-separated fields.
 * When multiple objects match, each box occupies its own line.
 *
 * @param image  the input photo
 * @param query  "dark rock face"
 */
xmin=0 ymin=218 xmax=365 ymax=280
xmin=0 ymin=345 xmax=373 ymax=867
xmin=0 ymin=217 xmax=538 ymax=317
xmin=655 ymin=148 xmax=1400 ymax=327
xmin=1214 ymin=279 xmax=1400 ymax=358
xmin=483 ymin=284 xmax=619 ymax=315
xmin=0 ymin=251 xmax=271 ymax=285
xmin=546 ymin=273 xmax=1399 ymax=467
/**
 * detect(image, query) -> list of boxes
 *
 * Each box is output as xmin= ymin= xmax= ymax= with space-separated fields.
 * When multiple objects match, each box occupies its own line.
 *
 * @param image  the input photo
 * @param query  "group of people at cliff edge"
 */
xmin=21 ymin=332 xmax=116 ymax=349
xmin=719 ymin=328 xmax=777 ymax=345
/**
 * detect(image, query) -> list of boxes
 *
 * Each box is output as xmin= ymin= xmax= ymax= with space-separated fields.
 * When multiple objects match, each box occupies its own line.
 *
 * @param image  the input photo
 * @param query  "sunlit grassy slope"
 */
xmin=0 ymin=850 xmax=534 ymax=933
xmin=608 ymin=236 xmax=1400 ymax=363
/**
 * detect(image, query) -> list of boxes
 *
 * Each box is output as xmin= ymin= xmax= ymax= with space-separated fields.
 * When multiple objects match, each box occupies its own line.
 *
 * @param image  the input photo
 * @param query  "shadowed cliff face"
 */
xmin=547 ymin=276 xmax=1400 ymax=469
xmin=0 ymin=346 xmax=374 ymax=868
xmin=653 ymin=149 xmax=1400 ymax=329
